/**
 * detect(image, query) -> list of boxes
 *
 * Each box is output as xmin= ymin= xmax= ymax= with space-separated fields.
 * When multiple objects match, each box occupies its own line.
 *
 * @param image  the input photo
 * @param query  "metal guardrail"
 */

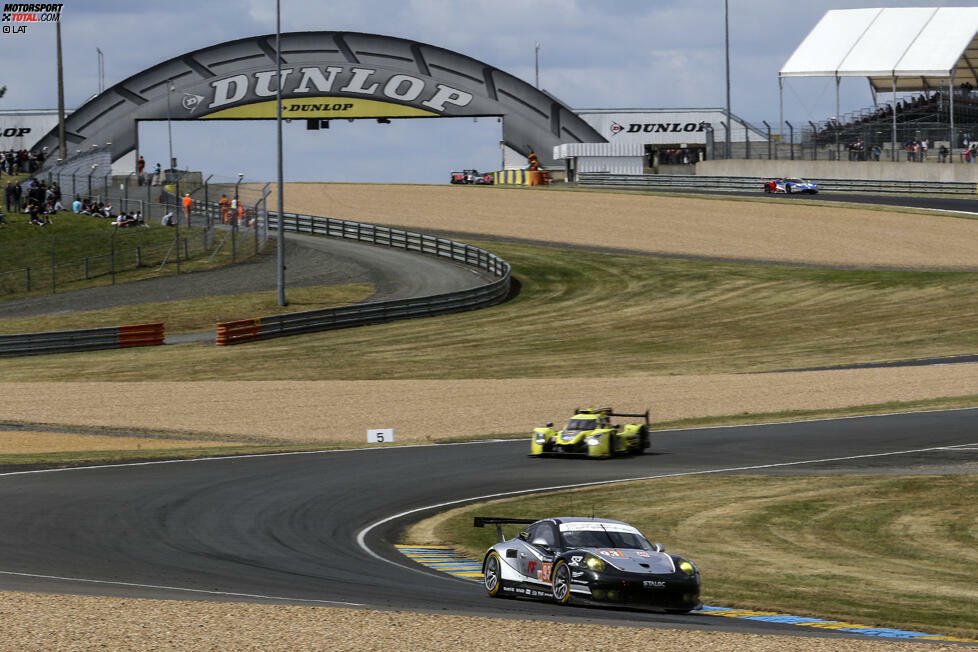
xmin=0 ymin=323 xmax=165 ymax=358
xmin=577 ymin=173 xmax=978 ymax=195
xmin=216 ymin=213 xmax=511 ymax=345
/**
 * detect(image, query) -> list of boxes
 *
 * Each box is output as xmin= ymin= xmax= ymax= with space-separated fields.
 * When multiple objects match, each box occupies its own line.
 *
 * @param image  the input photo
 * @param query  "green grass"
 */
xmin=0 ymin=210 xmax=259 ymax=299
xmin=412 ymin=475 xmax=978 ymax=640
xmin=0 ymin=210 xmax=182 ymax=271
xmin=0 ymin=284 xmax=374 ymax=335
xmin=4 ymin=240 xmax=978 ymax=381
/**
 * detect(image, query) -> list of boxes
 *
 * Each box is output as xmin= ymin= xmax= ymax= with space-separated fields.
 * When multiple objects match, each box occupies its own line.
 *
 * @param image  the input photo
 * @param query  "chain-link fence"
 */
xmin=1 ymin=170 xmax=271 ymax=298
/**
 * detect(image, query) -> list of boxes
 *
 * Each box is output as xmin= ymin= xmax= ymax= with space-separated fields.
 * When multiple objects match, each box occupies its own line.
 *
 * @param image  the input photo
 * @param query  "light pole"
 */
xmin=88 ymin=163 xmax=98 ymax=196
xmin=724 ymin=0 xmax=732 ymax=159
xmin=96 ymin=47 xmax=104 ymax=94
xmin=166 ymin=78 xmax=175 ymax=174
xmin=535 ymin=42 xmax=541 ymax=89
xmin=276 ymin=0 xmax=287 ymax=307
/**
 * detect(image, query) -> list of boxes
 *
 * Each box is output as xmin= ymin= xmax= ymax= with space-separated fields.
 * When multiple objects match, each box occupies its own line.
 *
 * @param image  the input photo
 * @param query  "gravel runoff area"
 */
xmin=268 ymin=183 xmax=978 ymax=270
xmin=2 ymin=364 xmax=978 ymax=444
xmin=4 ymin=186 xmax=978 ymax=649
xmin=3 ymin=592 xmax=968 ymax=651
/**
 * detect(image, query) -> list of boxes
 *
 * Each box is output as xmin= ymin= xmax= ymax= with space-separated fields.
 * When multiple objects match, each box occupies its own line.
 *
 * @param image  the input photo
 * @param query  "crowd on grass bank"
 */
xmin=2 ymin=177 xmax=63 ymax=227
xmin=1 ymin=177 xmax=146 ymax=229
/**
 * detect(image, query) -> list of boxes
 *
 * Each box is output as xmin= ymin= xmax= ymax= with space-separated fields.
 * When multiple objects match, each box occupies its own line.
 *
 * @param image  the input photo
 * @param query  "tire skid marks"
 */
xmin=395 ymin=548 xmax=977 ymax=642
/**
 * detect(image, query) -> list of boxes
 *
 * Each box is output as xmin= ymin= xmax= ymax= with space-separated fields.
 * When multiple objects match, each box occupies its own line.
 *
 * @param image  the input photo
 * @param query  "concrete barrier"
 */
xmin=697 ymin=159 xmax=978 ymax=183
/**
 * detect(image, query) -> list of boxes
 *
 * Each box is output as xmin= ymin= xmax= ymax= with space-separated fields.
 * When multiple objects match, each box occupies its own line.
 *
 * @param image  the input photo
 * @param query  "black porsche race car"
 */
xmin=477 ymin=516 xmax=701 ymax=613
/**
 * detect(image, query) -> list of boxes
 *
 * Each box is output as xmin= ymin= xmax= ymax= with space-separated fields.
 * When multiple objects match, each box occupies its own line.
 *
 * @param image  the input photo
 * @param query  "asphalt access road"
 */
xmin=1 ymin=408 xmax=975 ymax=638
xmin=0 ymin=230 xmax=492 ymax=320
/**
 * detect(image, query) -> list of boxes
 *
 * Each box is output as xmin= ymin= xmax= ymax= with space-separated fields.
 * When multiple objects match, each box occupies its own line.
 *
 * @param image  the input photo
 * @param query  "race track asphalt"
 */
xmin=1 ymin=408 xmax=975 ymax=637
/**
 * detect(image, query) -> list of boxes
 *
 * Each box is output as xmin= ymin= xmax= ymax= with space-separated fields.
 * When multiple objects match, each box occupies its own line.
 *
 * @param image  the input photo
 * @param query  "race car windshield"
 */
xmin=565 ymin=419 xmax=597 ymax=431
xmin=561 ymin=527 xmax=653 ymax=550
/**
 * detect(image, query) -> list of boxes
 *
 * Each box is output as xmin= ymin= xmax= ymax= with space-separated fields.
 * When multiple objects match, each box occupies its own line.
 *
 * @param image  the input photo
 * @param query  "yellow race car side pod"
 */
xmin=530 ymin=407 xmax=650 ymax=459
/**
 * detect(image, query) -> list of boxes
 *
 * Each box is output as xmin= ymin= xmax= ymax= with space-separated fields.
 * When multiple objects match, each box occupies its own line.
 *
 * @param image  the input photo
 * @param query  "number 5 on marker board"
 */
xmin=367 ymin=429 xmax=394 ymax=443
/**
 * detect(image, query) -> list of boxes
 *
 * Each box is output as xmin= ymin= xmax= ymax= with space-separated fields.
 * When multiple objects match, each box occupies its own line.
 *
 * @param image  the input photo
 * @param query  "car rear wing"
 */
xmin=573 ymin=408 xmax=649 ymax=424
xmin=474 ymin=517 xmax=538 ymax=543
xmin=611 ymin=409 xmax=649 ymax=421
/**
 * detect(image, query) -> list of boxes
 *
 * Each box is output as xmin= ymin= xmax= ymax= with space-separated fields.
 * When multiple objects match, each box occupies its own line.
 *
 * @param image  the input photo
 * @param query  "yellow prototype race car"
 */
xmin=530 ymin=408 xmax=650 ymax=458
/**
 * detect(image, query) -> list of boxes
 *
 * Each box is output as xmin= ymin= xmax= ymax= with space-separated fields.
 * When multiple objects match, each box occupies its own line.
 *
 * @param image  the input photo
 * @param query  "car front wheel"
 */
xmin=484 ymin=552 xmax=504 ymax=597
xmin=551 ymin=560 xmax=572 ymax=604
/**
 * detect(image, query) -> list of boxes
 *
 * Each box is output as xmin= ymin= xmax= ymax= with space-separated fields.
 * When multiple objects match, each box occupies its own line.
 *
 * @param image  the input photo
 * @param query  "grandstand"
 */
xmin=781 ymin=7 xmax=978 ymax=163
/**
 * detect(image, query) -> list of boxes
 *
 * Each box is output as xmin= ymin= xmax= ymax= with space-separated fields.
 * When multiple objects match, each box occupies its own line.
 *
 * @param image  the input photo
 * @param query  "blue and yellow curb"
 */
xmin=396 ymin=545 xmax=977 ymax=643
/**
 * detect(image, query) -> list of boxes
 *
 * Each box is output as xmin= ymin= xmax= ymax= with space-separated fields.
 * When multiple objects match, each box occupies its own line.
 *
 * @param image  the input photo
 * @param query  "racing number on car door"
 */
xmin=537 ymin=562 xmax=552 ymax=583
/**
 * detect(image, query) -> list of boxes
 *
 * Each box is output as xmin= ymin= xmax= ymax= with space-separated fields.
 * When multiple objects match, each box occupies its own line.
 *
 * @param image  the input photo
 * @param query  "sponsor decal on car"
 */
xmin=643 ymin=580 xmax=666 ymax=588
xmin=537 ymin=562 xmax=552 ymax=582
xmin=597 ymin=549 xmax=624 ymax=557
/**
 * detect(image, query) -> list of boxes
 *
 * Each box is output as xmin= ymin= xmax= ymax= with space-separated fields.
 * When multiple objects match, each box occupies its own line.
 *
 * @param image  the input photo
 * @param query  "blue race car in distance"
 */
xmin=762 ymin=177 xmax=819 ymax=194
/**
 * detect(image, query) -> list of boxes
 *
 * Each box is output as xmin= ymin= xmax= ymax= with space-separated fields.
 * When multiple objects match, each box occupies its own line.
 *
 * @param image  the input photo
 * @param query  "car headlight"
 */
xmin=585 ymin=554 xmax=606 ymax=572
xmin=534 ymin=432 xmax=546 ymax=444
xmin=585 ymin=435 xmax=602 ymax=446
xmin=677 ymin=560 xmax=696 ymax=576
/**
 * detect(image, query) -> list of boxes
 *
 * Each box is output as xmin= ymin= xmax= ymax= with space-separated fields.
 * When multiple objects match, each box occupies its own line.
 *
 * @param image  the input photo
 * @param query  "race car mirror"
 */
xmin=531 ymin=538 xmax=552 ymax=552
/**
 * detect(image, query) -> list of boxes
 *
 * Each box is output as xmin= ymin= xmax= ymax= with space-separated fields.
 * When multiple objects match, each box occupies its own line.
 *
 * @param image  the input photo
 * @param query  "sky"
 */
xmin=2 ymin=0 xmax=975 ymax=184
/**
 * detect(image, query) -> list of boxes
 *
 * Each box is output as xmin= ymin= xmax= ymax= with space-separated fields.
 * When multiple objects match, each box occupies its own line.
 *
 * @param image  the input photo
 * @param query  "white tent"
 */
xmin=778 ymin=7 xmax=978 ymax=159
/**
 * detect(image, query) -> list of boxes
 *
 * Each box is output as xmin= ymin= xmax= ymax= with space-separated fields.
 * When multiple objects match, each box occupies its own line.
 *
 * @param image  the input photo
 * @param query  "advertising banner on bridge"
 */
xmin=0 ymin=110 xmax=62 ymax=151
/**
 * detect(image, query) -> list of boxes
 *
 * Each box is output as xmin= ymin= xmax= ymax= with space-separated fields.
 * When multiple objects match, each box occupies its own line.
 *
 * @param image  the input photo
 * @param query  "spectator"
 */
xmin=181 ymin=193 xmax=194 ymax=226
xmin=72 ymin=196 xmax=82 ymax=213
xmin=152 ymin=162 xmax=162 ymax=186
xmin=0 ymin=207 xmax=6 ymax=227
xmin=219 ymin=194 xmax=231 ymax=223
xmin=872 ymin=144 xmax=882 ymax=161
xmin=161 ymin=211 xmax=174 ymax=226
xmin=11 ymin=181 xmax=21 ymax=211
xmin=939 ymin=144 xmax=949 ymax=163
xmin=4 ymin=181 xmax=13 ymax=212
xmin=137 ymin=155 xmax=145 ymax=185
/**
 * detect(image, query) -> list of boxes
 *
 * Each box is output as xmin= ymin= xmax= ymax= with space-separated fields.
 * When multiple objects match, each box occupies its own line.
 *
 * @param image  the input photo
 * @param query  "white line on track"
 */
xmin=0 ymin=570 xmax=364 ymax=606
xmin=355 ymin=442 xmax=978 ymax=580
